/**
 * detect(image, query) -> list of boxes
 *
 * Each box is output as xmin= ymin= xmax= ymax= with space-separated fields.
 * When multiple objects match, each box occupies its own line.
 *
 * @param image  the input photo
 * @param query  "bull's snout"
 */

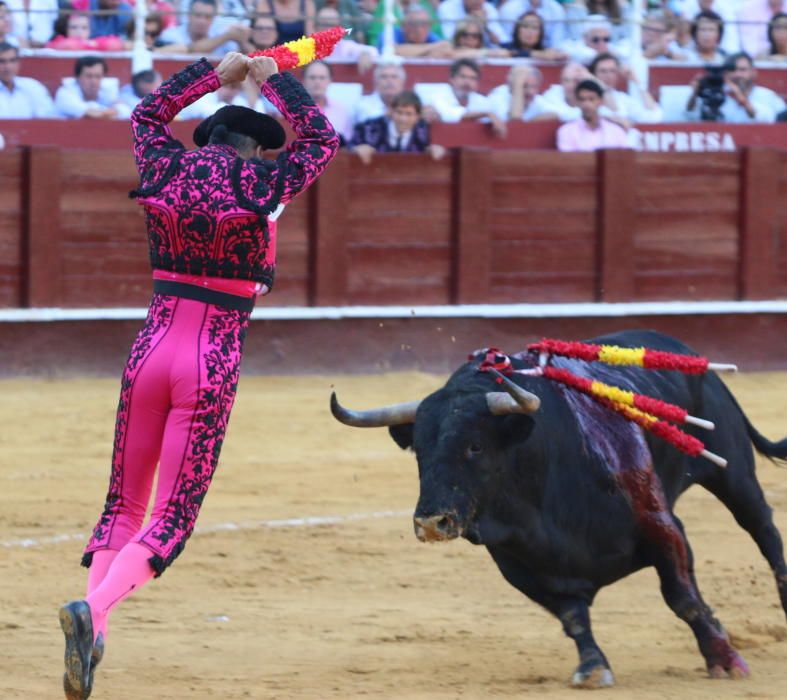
xmin=413 ymin=513 xmax=461 ymax=542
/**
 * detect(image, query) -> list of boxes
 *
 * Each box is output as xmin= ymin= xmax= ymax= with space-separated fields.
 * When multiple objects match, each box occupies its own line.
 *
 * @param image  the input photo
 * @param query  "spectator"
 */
xmin=5 ymin=0 xmax=58 ymax=47
xmin=501 ymin=11 xmax=567 ymax=59
xmin=589 ymin=53 xmax=663 ymax=123
xmin=641 ymin=11 xmax=683 ymax=61
xmin=248 ymin=13 xmax=278 ymax=50
xmin=677 ymin=0 xmax=740 ymax=55
xmin=499 ymin=0 xmax=568 ymax=48
xmin=0 ymin=41 xmax=55 ymax=117
xmin=557 ymin=79 xmax=628 ymax=152
xmin=158 ymin=0 xmax=248 ymax=55
xmin=452 ymin=17 xmax=511 ymax=58
xmin=86 ymin=0 xmax=133 ymax=38
xmin=316 ymin=6 xmax=378 ymax=72
xmin=540 ymin=61 xmax=589 ymax=121
xmin=758 ymin=11 xmax=787 ymax=59
xmin=125 ymin=11 xmax=170 ymax=50
xmin=118 ymin=69 xmax=162 ymax=111
xmin=316 ymin=0 xmax=372 ymax=44
xmin=682 ymin=10 xmax=726 ymax=63
xmin=302 ymin=59 xmax=353 ymax=143
xmin=368 ymin=0 xmax=443 ymax=47
xmin=256 ymin=0 xmax=315 ymax=43
xmin=388 ymin=6 xmax=454 ymax=58
xmin=423 ymin=58 xmax=506 ymax=138
xmin=439 ymin=0 xmax=506 ymax=47
xmin=738 ymin=0 xmax=786 ymax=58
xmin=585 ymin=0 xmax=630 ymax=42
xmin=354 ymin=61 xmax=406 ymax=124
xmin=351 ymin=90 xmax=446 ymax=164
xmin=0 ymin=1 xmax=19 ymax=47
xmin=562 ymin=14 xmax=627 ymax=64
xmin=46 ymin=11 xmax=125 ymax=50
xmin=54 ymin=55 xmax=130 ymax=119
xmin=488 ymin=64 xmax=557 ymax=121
xmin=687 ymin=51 xmax=786 ymax=121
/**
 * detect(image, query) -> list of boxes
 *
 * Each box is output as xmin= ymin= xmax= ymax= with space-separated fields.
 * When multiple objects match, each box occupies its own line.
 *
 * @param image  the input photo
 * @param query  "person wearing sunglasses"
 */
xmin=562 ymin=14 xmax=626 ymax=64
xmin=451 ymin=17 xmax=510 ymax=58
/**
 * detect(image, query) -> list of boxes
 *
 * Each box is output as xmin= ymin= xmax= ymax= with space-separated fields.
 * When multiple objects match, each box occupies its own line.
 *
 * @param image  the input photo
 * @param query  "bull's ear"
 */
xmin=389 ymin=423 xmax=415 ymax=450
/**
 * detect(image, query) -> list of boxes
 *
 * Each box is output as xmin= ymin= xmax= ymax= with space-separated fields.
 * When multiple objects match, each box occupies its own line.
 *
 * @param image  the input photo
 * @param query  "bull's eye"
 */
xmin=466 ymin=442 xmax=483 ymax=457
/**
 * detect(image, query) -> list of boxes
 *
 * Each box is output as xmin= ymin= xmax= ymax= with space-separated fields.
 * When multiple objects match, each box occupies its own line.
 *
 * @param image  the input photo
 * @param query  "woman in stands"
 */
xmin=682 ymin=10 xmax=726 ymax=63
xmin=500 ymin=11 xmax=567 ymax=61
xmin=45 ymin=11 xmax=124 ymax=51
xmin=451 ymin=17 xmax=509 ymax=59
xmin=58 ymin=51 xmax=338 ymax=700
xmin=759 ymin=12 xmax=787 ymax=61
xmin=257 ymin=0 xmax=314 ymax=43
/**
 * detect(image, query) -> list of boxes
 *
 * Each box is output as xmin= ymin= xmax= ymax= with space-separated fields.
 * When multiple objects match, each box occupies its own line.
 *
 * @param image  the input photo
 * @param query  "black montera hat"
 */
xmin=193 ymin=105 xmax=286 ymax=150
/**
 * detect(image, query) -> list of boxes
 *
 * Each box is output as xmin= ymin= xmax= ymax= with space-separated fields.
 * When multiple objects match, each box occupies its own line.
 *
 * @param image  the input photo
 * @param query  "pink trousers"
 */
xmin=83 ymin=293 xmax=251 ymax=575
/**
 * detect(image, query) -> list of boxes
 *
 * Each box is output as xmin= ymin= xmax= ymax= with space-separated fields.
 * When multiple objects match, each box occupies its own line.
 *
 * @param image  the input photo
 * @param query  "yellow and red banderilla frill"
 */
xmin=248 ymin=26 xmax=347 ymax=70
xmin=528 ymin=339 xmax=738 ymax=374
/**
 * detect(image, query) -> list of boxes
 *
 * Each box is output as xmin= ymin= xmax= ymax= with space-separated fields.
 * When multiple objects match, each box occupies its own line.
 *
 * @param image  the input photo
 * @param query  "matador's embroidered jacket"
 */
xmin=129 ymin=58 xmax=339 ymax=291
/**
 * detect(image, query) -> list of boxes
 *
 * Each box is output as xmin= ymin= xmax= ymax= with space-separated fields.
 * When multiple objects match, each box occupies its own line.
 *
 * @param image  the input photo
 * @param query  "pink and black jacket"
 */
xmin=129 ymin=58 xmax=339 ymax=293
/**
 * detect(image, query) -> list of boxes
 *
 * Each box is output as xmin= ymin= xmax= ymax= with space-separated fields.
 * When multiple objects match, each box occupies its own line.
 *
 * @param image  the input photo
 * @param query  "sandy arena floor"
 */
xmin=0 ymin=371 xmax=786 ymax=699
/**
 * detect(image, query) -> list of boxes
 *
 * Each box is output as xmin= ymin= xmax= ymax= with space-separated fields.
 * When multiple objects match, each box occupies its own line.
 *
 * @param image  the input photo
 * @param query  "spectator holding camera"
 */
xmin=685 ymin=51 xmax=786 ymax=121
xmin=557 ymin=79 xmax=629 ymax=152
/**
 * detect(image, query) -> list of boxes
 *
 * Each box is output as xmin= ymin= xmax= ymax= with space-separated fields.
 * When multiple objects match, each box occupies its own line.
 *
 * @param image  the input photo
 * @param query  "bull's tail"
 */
xmin=743 ymin=414 xmax=787 ymax=465
xmin=715 ymin=378 xmax=787 ymax=466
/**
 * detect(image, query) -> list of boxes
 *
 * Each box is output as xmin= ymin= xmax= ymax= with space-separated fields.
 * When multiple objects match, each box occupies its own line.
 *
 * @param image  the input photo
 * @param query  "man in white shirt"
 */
xmin=158 ymin=0 xmax=247 ymax=56
xmin=589 ymin=52 xmax=663 ymax=124
xmin=540 ymin=61 xmax=589 ymax=121
xmin=561 ymin=15 xmax=629 ymax=64
xmin=423 ymin=58 xmax=506 ymax=137
xmin=438 ymin=0 xmax=506 ymax=46
xmin=354 ymin=62 xmax=407 ymax=125
xmin=0 ymin=2 xmax=20 ymax=47
xmin=302 ymin=59 xmax=354 ymax=144
xmin=5 ymin=0 xmax=58 ymax=47
xmin=55 ymin=56 xmax=131 ymax=119
xmin=498 ymin=0 xmax=567 ymax=48
xmin=488 ymin=64 xmax=556 ymax=121
xmin=557 ymin=79 xmax=630 ymax=152
xmin=722 ymin=52 xmax=785 ymax=121
xmin=0 ymin=42 xmax=54 ymax=118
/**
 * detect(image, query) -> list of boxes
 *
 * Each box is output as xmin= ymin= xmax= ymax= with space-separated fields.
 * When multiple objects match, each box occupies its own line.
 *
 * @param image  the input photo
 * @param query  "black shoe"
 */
xmin=62 ymin=633 xmax=103 ymax=699
xmin=59 ymin=601 xmax=94 ymax=698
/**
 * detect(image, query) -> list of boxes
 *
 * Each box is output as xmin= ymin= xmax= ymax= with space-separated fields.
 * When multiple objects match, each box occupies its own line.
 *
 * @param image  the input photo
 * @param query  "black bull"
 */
xmin=331 ymin=330 xmax=787 ymax=687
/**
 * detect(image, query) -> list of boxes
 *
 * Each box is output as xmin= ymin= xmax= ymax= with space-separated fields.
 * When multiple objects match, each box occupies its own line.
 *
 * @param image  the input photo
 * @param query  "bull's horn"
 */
xmin=485 ymin=369 xmax=541 ymax=415
xmin=330 ymin=392 xmax=421 ymax=427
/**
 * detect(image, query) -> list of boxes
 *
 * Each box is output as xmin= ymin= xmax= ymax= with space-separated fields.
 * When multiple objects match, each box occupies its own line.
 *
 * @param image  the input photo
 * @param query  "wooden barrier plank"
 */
xmin=23 ymin=146 xmax=62 ymax=307
xmin=597 ymin=148 xmax=635 ymax=302
xmin=0 ymin=151 xmax=24 ymax=306
xmin=739 ymin=148 xmax=779 ymax=300
xmin=310 ymin=151 xmax=349 ymax=306
xmin=455 ymin=148 xmax=491 ymax=304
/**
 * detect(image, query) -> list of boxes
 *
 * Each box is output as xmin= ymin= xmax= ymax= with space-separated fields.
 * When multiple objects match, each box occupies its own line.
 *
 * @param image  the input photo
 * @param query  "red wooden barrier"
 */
xmin=1 ymin=146 xmax=786 ymax=309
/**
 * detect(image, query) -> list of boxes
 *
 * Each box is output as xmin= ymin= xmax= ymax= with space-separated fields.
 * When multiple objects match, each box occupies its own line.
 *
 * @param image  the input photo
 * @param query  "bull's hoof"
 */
xmin=707 ymin=651 xmax=750 ymax=680
xmin=571 ymin=665 xmax=615 ymax=689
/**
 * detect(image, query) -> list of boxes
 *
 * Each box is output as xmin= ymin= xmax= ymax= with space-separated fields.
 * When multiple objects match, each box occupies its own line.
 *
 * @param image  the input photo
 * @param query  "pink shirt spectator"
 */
xmin=557 ymin=117 xmax=629 ymax=152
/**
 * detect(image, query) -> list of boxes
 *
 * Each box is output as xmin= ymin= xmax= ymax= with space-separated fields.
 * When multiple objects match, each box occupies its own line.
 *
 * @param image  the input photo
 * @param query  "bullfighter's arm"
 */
xmin=130 ymin=58 xmax=220 ymax=178
xmin=259 ymin=72 xmax=340 ymax=206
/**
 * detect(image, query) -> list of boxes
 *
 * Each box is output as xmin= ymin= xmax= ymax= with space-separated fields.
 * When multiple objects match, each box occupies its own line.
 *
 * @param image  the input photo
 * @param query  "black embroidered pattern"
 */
xmin=145 ymin=307 xmax=251 ymax=575
xmin=82 ymin=294 xmax=176 ymax=568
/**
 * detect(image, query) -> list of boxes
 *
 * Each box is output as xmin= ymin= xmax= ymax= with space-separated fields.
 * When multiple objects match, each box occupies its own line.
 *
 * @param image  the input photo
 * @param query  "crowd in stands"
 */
xmin=0 ymin=0 xmax=786 ymax=153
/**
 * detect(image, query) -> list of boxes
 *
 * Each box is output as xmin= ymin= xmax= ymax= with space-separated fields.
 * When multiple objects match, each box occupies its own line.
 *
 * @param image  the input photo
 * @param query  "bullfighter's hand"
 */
xmin=248 ymin=56 xmax=280 ymax=87
xmin=216 ymin=52 xmax=249 ymax=86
